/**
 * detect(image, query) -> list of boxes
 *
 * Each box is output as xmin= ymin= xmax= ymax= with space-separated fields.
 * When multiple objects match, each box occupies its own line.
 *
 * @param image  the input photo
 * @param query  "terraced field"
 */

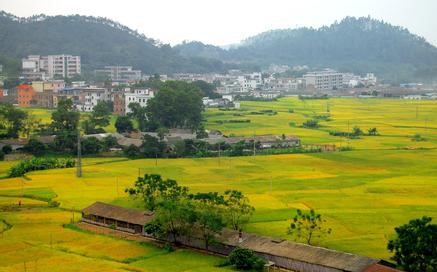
xmin=205 ymin=97 xmax=437 ymax=149
xmin=1 ymin=97 xmax=437 ymax=270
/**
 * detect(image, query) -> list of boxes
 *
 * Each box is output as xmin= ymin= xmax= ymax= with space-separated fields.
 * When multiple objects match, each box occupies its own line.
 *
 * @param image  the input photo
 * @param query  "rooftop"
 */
xmin=82 ymin=202 xmax=153 ymax=226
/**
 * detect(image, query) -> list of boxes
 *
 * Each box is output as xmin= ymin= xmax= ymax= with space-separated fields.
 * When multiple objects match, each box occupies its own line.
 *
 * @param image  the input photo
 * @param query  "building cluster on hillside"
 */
xmin=0 ymin=78 xmax=156 ymax=114
xmin=0 ymin=53 xmax=390 ymax=112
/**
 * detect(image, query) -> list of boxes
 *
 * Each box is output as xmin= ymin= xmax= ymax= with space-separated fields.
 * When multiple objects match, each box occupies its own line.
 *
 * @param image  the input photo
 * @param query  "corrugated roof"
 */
xmin=220 ymin=229 xmax=379 ymax=272
xmin=82 ymin=202 xmax=153 ymax=225
xmin=364 ymin=263 xmax=402 ymax=272
xmin=81 ymin=203 xmax=399 ymax=272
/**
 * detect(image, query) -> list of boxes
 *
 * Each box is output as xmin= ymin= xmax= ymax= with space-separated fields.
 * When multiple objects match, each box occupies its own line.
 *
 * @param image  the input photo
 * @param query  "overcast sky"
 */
xmin=1 ymin=0 xmax=437 ymax=46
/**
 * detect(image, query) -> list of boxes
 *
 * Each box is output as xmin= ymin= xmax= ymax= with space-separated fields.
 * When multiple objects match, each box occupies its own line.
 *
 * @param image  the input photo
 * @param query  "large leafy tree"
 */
xmin=115 ymin=116 xmax=134 ymax=133
xmin=141 ymin=134 xmax=166 ymax=158
xmin=127 ymin=102 xmax=148 ymax=131
xmin=287 ymin=209 xmax=332 ymax=245
xmin=125 ymin=174 xmax=188 ymax=211
xmin=190 ymin=192 xmax=226 ymax=249
xmin=388 ymin=216 xmax=437 ymax=272
xmin=51 ymin=98 xmax=79 ymax=151
xmin=148 ymin=197 xmax=197 ymax=243
xmin=90 ymin=101 xmax=111 ymax=128
xmin=146 ymin=81 xmax=203 ymax=129
xmin=0 ymin=103 xmax=28 ymax=138
xmin=223 ymin=190 xmax=255 ymax=231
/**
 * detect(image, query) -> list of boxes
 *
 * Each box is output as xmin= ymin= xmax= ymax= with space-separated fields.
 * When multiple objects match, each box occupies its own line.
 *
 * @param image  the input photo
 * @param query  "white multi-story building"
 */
xmin=78 ymin=87 xmax=109 ymax=112
xmin=304 ymin=70 xmax=343 ymax=90
xmin=22 ymin=54 xmax=81 ymax=80
xmin=125 ymin=88 xmax=155 ymax=113
xmin=237 ymin=73 xmax=263 ymax=92
xmin=94 ymin=66 xmax=142 ymax=83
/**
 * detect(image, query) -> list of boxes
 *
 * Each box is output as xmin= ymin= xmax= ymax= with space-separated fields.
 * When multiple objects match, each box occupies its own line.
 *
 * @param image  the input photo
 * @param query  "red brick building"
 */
xmin=112 ymin=91 xmax=125 ymax=115
xmin=17 ymin=85 xmax=36 ymax=107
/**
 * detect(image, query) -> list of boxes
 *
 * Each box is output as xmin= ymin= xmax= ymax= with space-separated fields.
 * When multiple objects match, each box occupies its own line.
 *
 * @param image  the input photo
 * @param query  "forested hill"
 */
xmin=177 ymin=17 xmax=437 ymax=82
xmin=0 ymin=11 xmax=229 ymax=74
xmin=1 ymin=12 xmax=437 ymax=81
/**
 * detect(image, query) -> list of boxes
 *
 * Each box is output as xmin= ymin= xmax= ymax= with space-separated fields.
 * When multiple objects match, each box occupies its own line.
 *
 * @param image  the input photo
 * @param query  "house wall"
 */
xmin=17 ymin=87 xmax=36 ymax=107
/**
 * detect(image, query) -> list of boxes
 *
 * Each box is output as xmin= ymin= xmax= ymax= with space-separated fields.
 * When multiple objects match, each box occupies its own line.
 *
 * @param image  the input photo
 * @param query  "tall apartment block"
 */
xmin=22 ymin=54 xmax=81 ymax=80
xmin=94 ymin=66 xmax=142 ymax=83
xmin=303 ymin=70 xmax=344 ymax=90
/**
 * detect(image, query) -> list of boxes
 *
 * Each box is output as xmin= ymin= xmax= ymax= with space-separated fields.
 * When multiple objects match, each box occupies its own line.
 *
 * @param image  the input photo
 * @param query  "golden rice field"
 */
xmin=205 ymin=97 xmax=437 ymax=149
xmin=1 ymin=97 xmax=437 ymax=271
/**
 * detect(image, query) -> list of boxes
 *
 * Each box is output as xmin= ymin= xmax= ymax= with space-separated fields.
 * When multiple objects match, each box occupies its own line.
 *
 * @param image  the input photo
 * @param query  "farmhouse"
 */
xmin=81 ymin=202 xmax=400 ymax=272
xmin=81 ymin=202 xmax=154 ymax=234
xmin=206 ymin=135 xmax=301 ymax=148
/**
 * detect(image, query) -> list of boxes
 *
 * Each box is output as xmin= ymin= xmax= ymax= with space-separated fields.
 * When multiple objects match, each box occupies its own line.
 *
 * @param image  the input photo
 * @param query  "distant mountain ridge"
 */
xmin=0 ymin=11 xmax=229 ymax=74
xmin=177 ymin=17 xmax=437 ymax=82
xmin=1 ymin=12 xmax=437 ymax=82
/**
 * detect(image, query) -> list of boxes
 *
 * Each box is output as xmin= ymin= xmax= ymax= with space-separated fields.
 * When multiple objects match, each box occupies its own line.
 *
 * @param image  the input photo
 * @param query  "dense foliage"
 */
xmin=0 ymin=103 xmax=28 ymax=138
xmin=51 ymin=99 xmax=79 ymax=151
xmin=127 ymin=174 xmax=255 ymax=248
xmin=177 ymin=17 xmax=437 ymax=82
xmin=8 ymin=157 xmax=75 ymax=177
xmin=146 ymin=81 xmax=204 ymax=129
xmin=0 ymin=11 xmax=229 ymax=74
xmin=388 ymin=216 xmax=437 ymax=272
xmin=228 ymin=247 xmax=265 ymax=271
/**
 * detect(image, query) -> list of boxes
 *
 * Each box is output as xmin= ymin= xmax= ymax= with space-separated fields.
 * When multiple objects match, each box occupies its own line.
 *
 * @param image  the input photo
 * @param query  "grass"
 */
xmin=1 ymin=97 xmax=437 ymax=270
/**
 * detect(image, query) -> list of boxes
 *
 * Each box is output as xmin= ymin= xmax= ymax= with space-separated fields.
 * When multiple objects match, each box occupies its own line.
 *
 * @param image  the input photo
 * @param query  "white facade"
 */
xmin=22 ymin=55 xmax=81 ymax=79
xmin=304 ymin=70 xmax=343 ymax=90
xmin=95 ymin=66 xmax=142 ymax=83
xmin=125 ymin=89 xmax=155 ymax=113
xmin=237 ymin=73 xmax=263 ymax=91
xmin=79 ymin=88 xmax=109 ymax=112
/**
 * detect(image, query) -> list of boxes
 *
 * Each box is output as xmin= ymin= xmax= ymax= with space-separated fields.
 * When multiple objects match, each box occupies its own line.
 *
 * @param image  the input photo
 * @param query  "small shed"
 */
xmin=82 ymin=202 xmax=153 ymax=234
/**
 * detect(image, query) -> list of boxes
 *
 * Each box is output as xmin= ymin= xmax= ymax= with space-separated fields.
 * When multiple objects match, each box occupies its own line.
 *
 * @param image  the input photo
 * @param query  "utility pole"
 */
xmin=116 ymin=177 xmax=119 ymax=197
xmin=155 ymin=152 xmax=158 ymax=167
xmin=347 ymin=120 xmax=350 ymax=147
xmin=218 ymin=142 xmax=221 ymax=166
xmin=253 ymin=133 xmax=256 ymax=157
xmin=76 ymin=130 xmax=82 ymax=178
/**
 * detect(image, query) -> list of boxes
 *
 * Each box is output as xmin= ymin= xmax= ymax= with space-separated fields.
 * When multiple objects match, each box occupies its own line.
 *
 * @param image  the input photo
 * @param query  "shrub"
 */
xmin=23 ymin=139 xmax=47 ymax=156
xmin=411 ymin=134 xmax=425 ymax=141
xmin=48 ymin=200 xmax=60 ymax=207
xmin=228 ymin=247 xmax=265 ymax=271
xmin=81 ymin=137 xmax=103 ymax=155
xmin=124 ymin=144 xmax=141 ymax=158
xmin=2 ymin=145 xmax=12 ymax=154
xmin=8 ymin=157 xmax=76 ymax=177
xmin=302 ymin=119 xmax=319 ymax=128
xmin=0 ymin=150 xmax=4 ymax=161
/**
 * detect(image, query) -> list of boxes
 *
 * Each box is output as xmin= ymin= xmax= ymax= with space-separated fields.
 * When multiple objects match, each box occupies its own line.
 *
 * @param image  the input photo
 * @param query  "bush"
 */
xmin=8 ymin=157 xmax=76 ymax=177
xmin=115 ymin=116 xmax=134 ymax=133
xmin=411 ymin=134 xmax=425 ymax=141
xmin=228 ymin=247 xmax=265 ymax=271
xmin=0 ymin=150 xmax=4 ymax=161
xmin=124 ymin=144 xmax=141 ymax=158
xmin=81 ymin=137 xmax=103 ymax=155
xmin=48 ymin=200 xmax=60 ymax=207
xmin=23 ymin=139 xmax=47 ymax=156
xmin=302 ymin=119 xmax=319 ymax=128
xmin=2 ymin=145 xmax=12 ymax=154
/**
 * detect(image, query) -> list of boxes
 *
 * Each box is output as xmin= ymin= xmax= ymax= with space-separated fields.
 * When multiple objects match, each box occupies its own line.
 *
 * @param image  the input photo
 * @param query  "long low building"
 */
xmin=82 ymin=202 xmax=154 ymax=234
xmin=81 ymin=202 xmax=400 ymax=272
